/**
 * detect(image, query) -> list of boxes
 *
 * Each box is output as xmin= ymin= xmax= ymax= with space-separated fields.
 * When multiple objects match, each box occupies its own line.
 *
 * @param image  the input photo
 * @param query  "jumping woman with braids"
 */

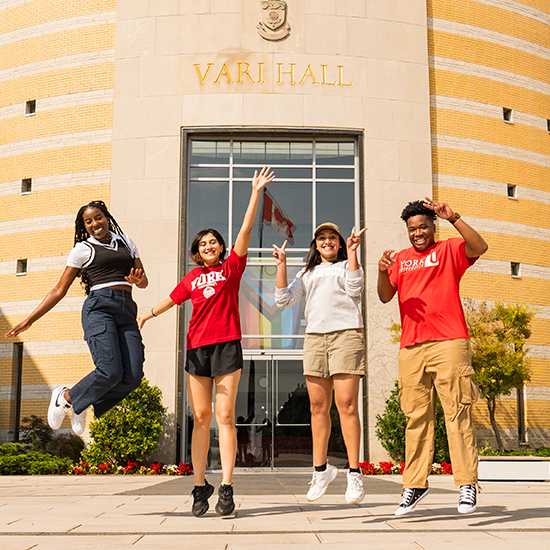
xmin=5 ymin=201 xmax=148 ymax=435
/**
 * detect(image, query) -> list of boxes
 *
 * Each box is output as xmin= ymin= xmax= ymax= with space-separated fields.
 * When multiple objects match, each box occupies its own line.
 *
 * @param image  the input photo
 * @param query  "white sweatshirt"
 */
xmin=275 ymin=260 xmax=364 ymax=334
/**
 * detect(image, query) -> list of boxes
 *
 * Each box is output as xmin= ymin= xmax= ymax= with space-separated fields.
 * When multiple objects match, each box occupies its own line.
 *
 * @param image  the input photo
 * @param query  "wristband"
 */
xmin=449 ymin=213 xmax=461 ymax=225
xmin=151 ymin=307 xmax=157 ymax=317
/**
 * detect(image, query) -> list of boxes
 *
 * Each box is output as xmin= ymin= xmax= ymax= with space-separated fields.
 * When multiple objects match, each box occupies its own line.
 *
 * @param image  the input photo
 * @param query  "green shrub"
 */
xmin=0 ymin=444 xmax=71 ymax=475
xmin=19 ymin=415 xmax=53 ymax=452
xmin=82 ymin=378 xmax=167 ymax=467
xmin=18 ymin=415 xmax=84 ymax=461
xmin=479 ymin=446 xmax=550 ymax=457
xmin=48 ymin=433 xmax=85 ymax=462
xmin=375 ymin=380 xmax=450 ymax=464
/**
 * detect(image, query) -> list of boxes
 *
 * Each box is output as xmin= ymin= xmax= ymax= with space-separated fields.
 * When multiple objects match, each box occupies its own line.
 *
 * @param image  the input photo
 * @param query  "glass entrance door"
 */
xmin=233 ymin=355 xmax=350 ymax=469
xmin=235 ymin=355 xmax=312 ymax=468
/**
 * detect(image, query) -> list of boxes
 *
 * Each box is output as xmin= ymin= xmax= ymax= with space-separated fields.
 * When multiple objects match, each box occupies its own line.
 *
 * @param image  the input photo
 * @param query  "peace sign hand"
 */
xmin=423 ymin=197 xmax=454 ymax=221
xmin=272 ymin=240 xmax=288 ymax=265
xmin=347 ymin=226 xmax=367 ymax=252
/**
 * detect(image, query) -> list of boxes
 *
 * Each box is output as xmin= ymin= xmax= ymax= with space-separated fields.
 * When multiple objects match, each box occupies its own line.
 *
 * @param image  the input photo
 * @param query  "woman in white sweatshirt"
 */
xmin=273 ymin=222 xmax=367 ymax=505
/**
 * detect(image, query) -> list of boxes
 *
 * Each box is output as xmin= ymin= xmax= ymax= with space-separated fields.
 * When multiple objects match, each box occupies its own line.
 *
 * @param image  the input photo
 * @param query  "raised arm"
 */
xmin=4 ymin=266 xmax=80 ymax=338
xmin=234 ymin=166 xmax=275 ymax=257
xmin=272 ymin=240 xmax=288 ymax=289
xmin=423 ymin=197 xmax=488 ymax=258
xmin=377 ymin=250 xmax=397 ymax=303
xmin=346 ymin=226 xmax=367 ymax=272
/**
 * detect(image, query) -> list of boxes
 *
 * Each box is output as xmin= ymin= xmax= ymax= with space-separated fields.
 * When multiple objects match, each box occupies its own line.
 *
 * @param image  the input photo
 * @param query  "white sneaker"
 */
xmin=345 ymin=471 xmax=365 ymax=504
xmin=71 ymin=407 xmax=88 ymax=436
xmin=48 ymin=386 xmax=70 ymax=430
xmin=458 ymin=484 xmax=477 ymax=514
xmin=306 ymin=463 xmax=338 ymax=501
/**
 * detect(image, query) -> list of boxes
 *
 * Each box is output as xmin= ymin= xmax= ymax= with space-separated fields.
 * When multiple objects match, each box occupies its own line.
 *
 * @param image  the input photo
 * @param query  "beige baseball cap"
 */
xmin=314 ymin=222 xmax=343 ymax=238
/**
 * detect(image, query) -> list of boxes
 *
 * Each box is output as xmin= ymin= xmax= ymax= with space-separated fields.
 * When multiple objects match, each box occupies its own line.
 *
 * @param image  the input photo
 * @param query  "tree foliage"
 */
xmin=463 ymin=300 xmax=536 ymax=452
xmin=82 ymin=378 xmax=167 ymax=466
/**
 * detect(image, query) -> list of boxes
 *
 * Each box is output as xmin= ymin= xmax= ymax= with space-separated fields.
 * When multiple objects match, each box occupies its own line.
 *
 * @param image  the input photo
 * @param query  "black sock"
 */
xmin=314 ymin=463 xmax=327 ymax=472
xmin=349 ymin=467 xmax=360 ymax=474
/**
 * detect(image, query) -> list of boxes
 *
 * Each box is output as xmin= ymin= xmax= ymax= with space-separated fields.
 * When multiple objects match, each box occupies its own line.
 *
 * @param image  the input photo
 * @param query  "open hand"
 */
xmin=423 ymin=197 xmax=454 ymax=221
xmin=272 ymin=240 xmax=287 ymax=265
xmin=125 ymin=268 xmax=145 ymax=286
xmin=347 ymin=226 xmax=367 ymax=252
xmin=378 ymin=249 xmax=396 ymax=272
xmin=4 ymin=319 xmax=32 ymax=338
xmin=252 ymin=166 xmax=275 ymax=193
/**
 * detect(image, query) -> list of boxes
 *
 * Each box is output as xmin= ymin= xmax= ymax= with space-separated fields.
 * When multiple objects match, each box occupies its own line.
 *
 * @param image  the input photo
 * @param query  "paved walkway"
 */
xmin=0 ymin=472 xmax=549 ymax=549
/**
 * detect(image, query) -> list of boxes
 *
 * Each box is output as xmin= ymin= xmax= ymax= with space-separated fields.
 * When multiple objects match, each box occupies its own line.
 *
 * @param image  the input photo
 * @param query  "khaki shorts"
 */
xmin=303 ymin=329 xmax=366 ymax=379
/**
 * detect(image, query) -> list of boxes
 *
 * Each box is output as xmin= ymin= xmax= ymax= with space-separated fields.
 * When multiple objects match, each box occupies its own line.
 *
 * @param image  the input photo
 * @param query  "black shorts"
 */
xmin=185 ymin=340 xmax=243 ymax=378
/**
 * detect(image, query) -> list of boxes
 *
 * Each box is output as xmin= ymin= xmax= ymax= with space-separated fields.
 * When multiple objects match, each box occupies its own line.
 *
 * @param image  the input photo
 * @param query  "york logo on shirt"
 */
xmin=191 ymin=271 xmax=226 ymax=298
xmin=399 ymin=251 xmax=439 ymax=273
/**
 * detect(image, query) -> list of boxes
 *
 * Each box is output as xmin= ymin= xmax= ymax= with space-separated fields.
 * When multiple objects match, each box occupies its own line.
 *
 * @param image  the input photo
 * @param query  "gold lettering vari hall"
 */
xmin=194 ymin=62 xmax=353 ymax=87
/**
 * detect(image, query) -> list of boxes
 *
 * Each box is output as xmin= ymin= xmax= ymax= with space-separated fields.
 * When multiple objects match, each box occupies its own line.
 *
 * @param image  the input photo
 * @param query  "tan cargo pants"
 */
xmin=398 ymin=338 xmax=479 ymax=488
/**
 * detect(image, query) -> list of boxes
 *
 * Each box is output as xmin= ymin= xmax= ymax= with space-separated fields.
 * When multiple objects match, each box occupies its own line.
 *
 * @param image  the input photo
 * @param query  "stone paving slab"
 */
xmin=0 ymin=474 xmax=548 ymax=550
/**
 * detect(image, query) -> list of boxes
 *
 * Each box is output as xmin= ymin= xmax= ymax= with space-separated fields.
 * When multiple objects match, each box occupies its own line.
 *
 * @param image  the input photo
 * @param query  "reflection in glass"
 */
xmin=190 ymin=140 xmax=230 ymax=164
xmin=240 ymin=264 xmax=305 ymax=350
xmin=190 ymin=166 xmax=229 ymax=179
xmin=316 ymin=182 xmax=355 ymax=240
xmin=316 ymin=142 xmax=355 ymax=165
xmin=232 ymin=181 xmax=312 ymax=250
xmin=316 ymin=167 xmax=354 ymax=180
xmin=234 ymin=141 xmax=313 ymax=164
xmin=188 ymin=181 xmax=229 ymax=241
xmin=233 ymin=167 xmax=312 ymax=180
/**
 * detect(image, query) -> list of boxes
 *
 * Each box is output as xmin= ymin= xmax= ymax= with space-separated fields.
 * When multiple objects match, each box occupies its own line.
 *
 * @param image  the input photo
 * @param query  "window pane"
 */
xmin=233 ymin=167 xmax=312 ymax=180
xmin=190 ymin=141 xmax=230 ymax=164
xmin=316 ymin=142 xmax=354 ymax=165
xmin=190 ymin=166 xmax=229 ymax=179
xmin=234 ymin=141 xmax=313 ymax=165
xmin=316 ymin=167 xmax=354 ymax=180
xmin=240 ymin=264 xmax=306 ymax=349
xmin=233 ymin=181 xmax=312 ymax=249
xmin=316 ymin=182 xmax=355 ymax=239
xmin=188 ymin=181 xmax=229 ymax=245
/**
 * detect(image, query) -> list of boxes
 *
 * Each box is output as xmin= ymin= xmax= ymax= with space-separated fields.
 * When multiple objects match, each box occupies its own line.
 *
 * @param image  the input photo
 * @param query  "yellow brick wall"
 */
xmin=0 ymin=184 xmax=111 ymax=224
xmin=0 ymin=0 xmax=116 ymax=34
xmin=428 ymin=0 xmax=550 ymax=49
xmin=0 ymin=143 xmax=112 ymax=183
xmin=429 ymin=69 xmax=550 ymax=120
xmin=0 ymin=103 xmax=113 ymax=146
xmin=432 ymin=148 xmax=549 ymax=192
xmin=430 ymin=0 xmax=550 ymax=442
xmin=0 ymin=0 xmax=115 ymax=441
xmin=431 ymin=108 xmax=550 ymax=158
xmin=0 ymin=63 xmax=115 ymax=107
xmin=429 ymin=29 xmax=550 ymax=84
xmin=0 ymin=24 xmax=116 ymax=72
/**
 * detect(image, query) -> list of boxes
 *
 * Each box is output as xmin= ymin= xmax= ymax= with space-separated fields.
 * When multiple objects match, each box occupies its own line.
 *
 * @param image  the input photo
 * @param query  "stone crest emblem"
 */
xmin=257 ymin=1 xmax=291 ymax=41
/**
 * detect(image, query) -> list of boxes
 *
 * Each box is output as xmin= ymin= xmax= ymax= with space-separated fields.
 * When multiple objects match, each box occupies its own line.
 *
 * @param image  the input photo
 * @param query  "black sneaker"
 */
xmin=215 ymin=484 xmax=235 ymax=516
xmin=191 ymin=480 xmax=214 ymax=516
xmin=394 ymin=487 xmax=430 ymax=516
xmin=458 ymin=484 xmax=477 ymax=514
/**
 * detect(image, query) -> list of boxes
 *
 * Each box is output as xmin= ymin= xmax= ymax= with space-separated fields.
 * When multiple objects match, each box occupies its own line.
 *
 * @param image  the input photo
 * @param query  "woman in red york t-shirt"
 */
xmin=138 ymin=167 xmax=274 ymax=518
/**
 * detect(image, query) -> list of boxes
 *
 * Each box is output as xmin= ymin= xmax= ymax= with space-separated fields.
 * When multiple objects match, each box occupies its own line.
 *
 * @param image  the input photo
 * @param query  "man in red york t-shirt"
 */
xmin=377 ymin=198 xmax=488 ymax=517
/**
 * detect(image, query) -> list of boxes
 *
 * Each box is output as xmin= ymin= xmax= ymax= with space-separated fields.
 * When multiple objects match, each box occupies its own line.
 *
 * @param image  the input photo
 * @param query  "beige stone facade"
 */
xmin=1 ymin=0 xmax=549 ymax=463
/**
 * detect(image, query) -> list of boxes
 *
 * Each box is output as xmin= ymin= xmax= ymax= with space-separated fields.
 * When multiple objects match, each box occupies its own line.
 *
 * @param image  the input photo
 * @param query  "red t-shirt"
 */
xmin=388 ymin=238 xmax=477 ymax=348
xmin=170 ymin=249 xmax=247 ymax=350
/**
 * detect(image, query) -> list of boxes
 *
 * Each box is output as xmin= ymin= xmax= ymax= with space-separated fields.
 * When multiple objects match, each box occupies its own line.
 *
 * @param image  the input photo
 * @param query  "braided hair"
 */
xmin=74 ymin=201 xmax=126 ymax=295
